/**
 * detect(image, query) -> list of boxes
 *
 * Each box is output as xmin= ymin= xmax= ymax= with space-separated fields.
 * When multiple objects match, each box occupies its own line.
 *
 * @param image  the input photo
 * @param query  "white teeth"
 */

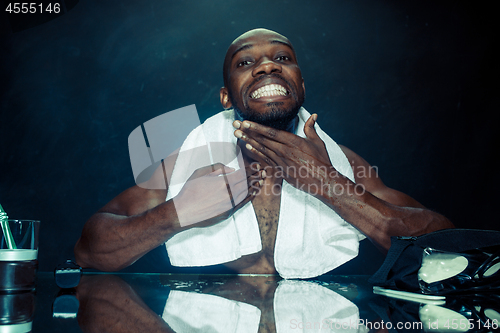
xmin=251 ymin=84 xmax=288 ymax=99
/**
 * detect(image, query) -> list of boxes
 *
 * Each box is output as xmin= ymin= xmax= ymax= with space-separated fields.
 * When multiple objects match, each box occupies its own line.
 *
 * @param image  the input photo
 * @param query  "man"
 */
xmin=74 ymin=28 xmax=453 ymax=276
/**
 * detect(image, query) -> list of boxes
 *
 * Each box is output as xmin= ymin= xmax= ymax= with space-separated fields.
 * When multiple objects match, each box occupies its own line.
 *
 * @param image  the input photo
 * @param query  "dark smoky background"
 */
xmin=1 ymin=0 xmax=497 ymax=273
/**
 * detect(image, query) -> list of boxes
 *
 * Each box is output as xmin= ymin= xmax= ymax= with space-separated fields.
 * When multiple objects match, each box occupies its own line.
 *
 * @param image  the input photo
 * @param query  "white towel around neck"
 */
xmin=164 ymin=107 xmax=365 ymax=278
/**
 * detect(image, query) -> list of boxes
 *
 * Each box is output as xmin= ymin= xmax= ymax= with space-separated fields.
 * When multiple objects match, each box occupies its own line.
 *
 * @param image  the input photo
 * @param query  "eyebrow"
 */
xmin=231 ymin=39 xmax=294 ymax=60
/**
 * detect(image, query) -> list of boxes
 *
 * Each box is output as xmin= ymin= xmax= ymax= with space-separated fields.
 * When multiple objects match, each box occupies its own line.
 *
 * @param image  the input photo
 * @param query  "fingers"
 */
xmin=303 ymin=114 xmax=321 ymax=141
xmin=232 ymin=120 xmax=299 ymax=166
xmin=190 ymin=163 xmax=235 ymax=180
xmin=190 ymin=162 xmax=265 ymax=209
xmin=233 ymin=120 xmax=293 ymax=144
xmin=244 ymin=163 xmax=262 ymax=178
xmin=233 ymin=123 xmax=286 ymax=155
xmin=208 ymin=167 xmax=235 ymax=178
xmin=232 ymin=170 xmax=264 ymax=208
xmin=210 ymin=163 xmax=235 ymax=175
xmin=227 ymin=166 xmax=264 ymax=197
xmin=224 ymin=164 xmax=260 ymax=182
xmin=234 ymin=115 xmax=321 ymax=145
xmin=238 ymin=135 xmax=281 ymax=166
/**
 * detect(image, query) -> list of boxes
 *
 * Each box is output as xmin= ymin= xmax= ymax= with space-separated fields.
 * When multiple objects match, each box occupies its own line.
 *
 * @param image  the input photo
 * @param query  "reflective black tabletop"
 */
xmin=3 ymin=272 xmax=499 ymax=332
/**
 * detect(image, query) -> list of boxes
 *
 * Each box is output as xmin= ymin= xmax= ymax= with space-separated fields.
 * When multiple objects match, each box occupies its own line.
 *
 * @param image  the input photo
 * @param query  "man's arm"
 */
xmin=75 ymin=153 xmax=185 ymax=271
xmin=338 ymin=145 xmax=453 ymax=251
xmin=74 ymin=184 xmax=176 ymax=271
xmin=75 ymin=161 xmax=263 ymax=271
xmin=76 ymin=275 xmax=175 ymax=332
xmin=233 ymin=115 xmax=453 ymax=252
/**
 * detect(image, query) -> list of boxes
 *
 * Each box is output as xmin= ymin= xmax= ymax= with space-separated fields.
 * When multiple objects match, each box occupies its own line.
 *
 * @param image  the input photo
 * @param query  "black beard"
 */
xmin=228 ymin=77 xmax=304 ymax=131
xmin=232 ymin=101 xmax=301 ymax=131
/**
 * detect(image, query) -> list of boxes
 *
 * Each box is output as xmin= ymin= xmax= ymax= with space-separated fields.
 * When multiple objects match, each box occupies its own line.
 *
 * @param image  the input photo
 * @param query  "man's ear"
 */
xmin=220 ymin=87 xmax=232 ymax=109
xmin=301 ymin=78 xmax=305 ymax=97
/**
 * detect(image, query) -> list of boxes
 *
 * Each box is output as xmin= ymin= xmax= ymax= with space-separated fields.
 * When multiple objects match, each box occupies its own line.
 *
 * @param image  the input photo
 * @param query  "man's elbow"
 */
xmin=426 ymin=214 xmax=454 ymax=234
xmin=74 ymin=238 xmax=92 ymax=269
xmin=74 ymin=238 xmax=130 ymax=272
xmin=378 ymin=211 xmax=454 ymax=252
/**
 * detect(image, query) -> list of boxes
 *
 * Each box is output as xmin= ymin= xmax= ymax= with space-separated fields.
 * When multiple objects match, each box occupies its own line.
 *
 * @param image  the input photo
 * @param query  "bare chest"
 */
xmin=223 ymin=177 xmax=282 ymax=273
xmin=252 ymin=178 xmax=282 ymax=256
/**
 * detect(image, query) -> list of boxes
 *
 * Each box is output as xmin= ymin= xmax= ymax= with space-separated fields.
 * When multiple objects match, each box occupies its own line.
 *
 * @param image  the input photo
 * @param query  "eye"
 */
xmin=237 ymin=60 xmax=253 ymax=68
xmin=276 ymin=55 xmax=291 ymax=62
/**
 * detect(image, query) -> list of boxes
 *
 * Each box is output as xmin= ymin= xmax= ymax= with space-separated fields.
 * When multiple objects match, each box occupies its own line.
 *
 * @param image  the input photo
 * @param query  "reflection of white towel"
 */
xmin=164 ymin=107 xmax=365 ymax=278
xmin=162 ymin=291 xmax=261 ymax=333
xmin=274 ymin=280 xmax=368 ymax=332
xmin=161 ymin=281 xmax=368 ymax=333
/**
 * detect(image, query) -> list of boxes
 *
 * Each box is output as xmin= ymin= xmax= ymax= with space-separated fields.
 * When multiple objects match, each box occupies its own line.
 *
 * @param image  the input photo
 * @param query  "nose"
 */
xmin=252 ymin=57 xmax=282 ymax=77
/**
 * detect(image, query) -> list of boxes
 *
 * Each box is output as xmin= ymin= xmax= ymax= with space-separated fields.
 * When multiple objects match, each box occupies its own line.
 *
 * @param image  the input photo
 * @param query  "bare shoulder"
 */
xmin=339 ymin=145 xmax=426 ymax=209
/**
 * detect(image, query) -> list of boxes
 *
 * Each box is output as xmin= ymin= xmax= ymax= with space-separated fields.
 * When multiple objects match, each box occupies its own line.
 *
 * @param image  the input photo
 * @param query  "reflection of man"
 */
xmin=76 ymin=275 xmax=367 ymax=333
xmin=76 ymin=275 xmax=175 ymax=332
xmin=74 ymin=28 xmax=453 ymax=276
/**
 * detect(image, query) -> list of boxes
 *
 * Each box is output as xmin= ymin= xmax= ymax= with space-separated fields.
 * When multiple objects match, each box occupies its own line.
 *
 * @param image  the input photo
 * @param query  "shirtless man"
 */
xmin=74 ymin=28 xmax=453 ymax=273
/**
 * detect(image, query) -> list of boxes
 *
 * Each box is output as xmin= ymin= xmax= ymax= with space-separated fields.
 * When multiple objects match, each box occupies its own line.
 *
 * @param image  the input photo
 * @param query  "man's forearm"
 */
xmin=77 ymin=275 xmax=174 ymax=332
xmin=318 ymin=169 xmax=453 ymax=251
xmin=74 ymin=200 xmax=181 ymax=271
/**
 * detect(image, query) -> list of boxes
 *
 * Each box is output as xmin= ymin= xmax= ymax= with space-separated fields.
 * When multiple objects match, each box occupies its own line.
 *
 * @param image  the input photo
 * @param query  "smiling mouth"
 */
xmin=250 ymin=84 xmax=289 ymax=99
